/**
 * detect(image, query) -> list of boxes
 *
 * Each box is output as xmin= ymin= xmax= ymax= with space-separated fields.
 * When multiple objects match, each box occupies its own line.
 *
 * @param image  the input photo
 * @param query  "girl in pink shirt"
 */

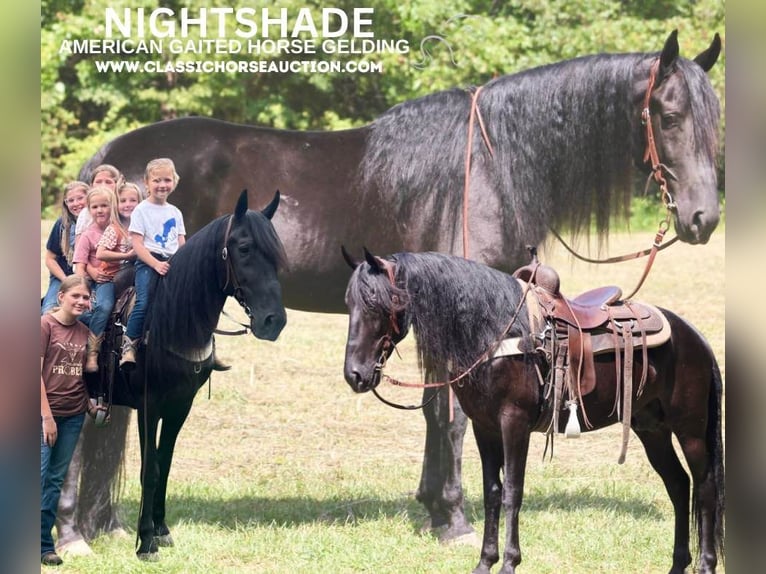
xmin=72 ymin=186 xmax=118 ymax=372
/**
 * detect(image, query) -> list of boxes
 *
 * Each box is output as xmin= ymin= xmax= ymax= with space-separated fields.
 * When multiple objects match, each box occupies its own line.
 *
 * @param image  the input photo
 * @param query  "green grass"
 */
xmin=41 ymin=222 xmax=724 ymax=573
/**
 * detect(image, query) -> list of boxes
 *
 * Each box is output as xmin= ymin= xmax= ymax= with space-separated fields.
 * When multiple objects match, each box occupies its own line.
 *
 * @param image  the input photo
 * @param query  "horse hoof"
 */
xmin=443 ymin=531 xmax=481 ymax=549
xmin=56 ymin=538 xmax=94 ymax=557
xmin=136 ymin=551 xmax=160 ymax=562
xmin=154 ymin=533 xmax=174 ymax=547
xmin=107 ymin=527 xmax=130 ymax=539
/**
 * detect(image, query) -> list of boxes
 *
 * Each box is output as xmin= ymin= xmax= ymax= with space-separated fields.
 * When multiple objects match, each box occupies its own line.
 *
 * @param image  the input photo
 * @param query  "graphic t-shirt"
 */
xmin=40 ymin=314 xmax=90 ymax=417
xmin=128 ymin=200 xmax=186 ymax=258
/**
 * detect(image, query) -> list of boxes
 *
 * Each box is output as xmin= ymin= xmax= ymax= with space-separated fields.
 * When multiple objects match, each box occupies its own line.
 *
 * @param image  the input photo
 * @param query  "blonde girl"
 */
xmin=72 ymin=186 xmax=119 ymax=372
xmin=121 ymin=158 xmax=186 ymax=368
xmin=95 ymin=182 xmax=142 ymax=280
xmin=42 ymin=181 xmax=89 ymax=314
xmin=75 ymin=164 xmax=124 ymax=240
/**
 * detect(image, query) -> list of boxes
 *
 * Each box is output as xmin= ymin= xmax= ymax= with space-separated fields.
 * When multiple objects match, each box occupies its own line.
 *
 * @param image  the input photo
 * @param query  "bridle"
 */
xmin=642 ymin=57 xmax=678 ymax=215
xmin=216 ymin=214 xmax=256 ymax=336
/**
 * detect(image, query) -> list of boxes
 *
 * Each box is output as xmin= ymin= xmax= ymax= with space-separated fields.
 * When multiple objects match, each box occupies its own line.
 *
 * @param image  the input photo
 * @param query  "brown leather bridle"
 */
xmin=642 ymin=57 xmax=678 ymax=214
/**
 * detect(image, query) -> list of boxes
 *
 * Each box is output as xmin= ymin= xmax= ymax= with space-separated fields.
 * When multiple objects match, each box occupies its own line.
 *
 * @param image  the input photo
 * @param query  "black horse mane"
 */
xmin=349 ymin=252 xmax=530 ymax=371
xmin=147 ymin=210 xmax=287 ymax=355
xmin=360 ymin=51 xmax=720 ymax=246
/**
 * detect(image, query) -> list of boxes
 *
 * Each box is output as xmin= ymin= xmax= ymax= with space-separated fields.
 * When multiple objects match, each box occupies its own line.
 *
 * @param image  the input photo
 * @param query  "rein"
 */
xmin=462 ymin=85 xmax=494 ymax=259
xmin=215 ymin=214 xmax=254 ymax=336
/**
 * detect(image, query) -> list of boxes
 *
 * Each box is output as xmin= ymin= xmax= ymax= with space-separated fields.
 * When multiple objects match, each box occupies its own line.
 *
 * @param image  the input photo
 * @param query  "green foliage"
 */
xmin=40 ymin=0 xmax=725 ymax=208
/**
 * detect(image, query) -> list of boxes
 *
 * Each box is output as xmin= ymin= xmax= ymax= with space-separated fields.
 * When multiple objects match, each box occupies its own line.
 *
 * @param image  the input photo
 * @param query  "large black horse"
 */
xmin=68 ymin=30 xmax=721 ymax=544
xmin=104 ymin=191 xmax=286 ymax=559
xmin=342 ymin=249 xmax=724 ymax=574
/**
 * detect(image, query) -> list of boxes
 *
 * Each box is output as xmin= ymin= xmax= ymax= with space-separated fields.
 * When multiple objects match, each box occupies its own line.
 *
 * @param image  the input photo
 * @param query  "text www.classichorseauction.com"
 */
xmin=59 ymin=6 xmax=409 ymax=75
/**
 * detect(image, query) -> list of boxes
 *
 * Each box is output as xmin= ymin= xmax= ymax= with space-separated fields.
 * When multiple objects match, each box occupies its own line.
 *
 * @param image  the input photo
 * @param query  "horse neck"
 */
xmin=480 ymin=53 xmax=645 ymax=241
xmin=399 ymin=254 xmax=521 ymax=369
xmin=150 ymin=228 xmax=228 ymax=352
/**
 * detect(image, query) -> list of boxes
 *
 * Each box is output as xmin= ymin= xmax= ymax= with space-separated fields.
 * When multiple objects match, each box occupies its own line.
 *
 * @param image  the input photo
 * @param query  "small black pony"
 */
xmin=107 ymin=190 xmax=287 ymax=560
xmin=342 ymin=250 xmax=724 ymax=574
xmin=72 ymin=30 xmax=722 ymax=545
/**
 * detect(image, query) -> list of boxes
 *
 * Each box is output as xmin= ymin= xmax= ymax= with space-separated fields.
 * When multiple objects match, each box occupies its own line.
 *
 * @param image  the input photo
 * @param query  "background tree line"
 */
xmin=40 ymin=0 xmax=725 ymax=212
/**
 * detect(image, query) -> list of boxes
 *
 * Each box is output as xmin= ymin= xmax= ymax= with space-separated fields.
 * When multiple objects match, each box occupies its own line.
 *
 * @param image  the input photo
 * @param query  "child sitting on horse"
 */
xmin=74 ymin=164 xmax=123 ymax=243
xmin=95 ymin=181 xmax=141 ymax=285
xmin=119 ymin=158 xmax=187 ymax=369
xmin=42 ymin=181 xmax=89 ymax=314
xmin=72 ymin=186 xmax=121 ymax=372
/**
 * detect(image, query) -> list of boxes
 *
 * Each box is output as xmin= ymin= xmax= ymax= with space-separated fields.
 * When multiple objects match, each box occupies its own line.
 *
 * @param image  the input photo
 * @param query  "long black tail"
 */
xmin=696 ymin=355 xmax=725 ymax=562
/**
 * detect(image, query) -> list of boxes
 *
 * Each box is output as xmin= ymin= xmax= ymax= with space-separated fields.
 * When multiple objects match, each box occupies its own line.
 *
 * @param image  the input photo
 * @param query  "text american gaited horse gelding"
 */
xmin=68 ymin=30 xmax=721 ymax=544
xmin=105 ymin=190 xmax=286 ymax=559
xmin=342 ymin=249 xmax=724 ymax=574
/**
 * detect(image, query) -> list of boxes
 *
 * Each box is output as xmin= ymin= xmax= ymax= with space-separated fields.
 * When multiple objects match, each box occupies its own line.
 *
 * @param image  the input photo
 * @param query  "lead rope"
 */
xmin=450 ymin=85 xmax=495 ymax=421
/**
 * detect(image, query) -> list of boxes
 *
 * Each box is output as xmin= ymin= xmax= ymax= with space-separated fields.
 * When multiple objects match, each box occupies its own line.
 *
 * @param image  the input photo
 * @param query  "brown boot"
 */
xmin=119 ymin=337 xmax=140 ymax=371
xmin=85 ymin=333 xmax=103 ymax=373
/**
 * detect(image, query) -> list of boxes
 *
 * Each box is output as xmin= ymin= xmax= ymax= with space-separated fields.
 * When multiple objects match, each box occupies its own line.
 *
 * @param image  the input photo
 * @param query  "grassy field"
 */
xmin=40 ymin=221 xmax=725 ymax=573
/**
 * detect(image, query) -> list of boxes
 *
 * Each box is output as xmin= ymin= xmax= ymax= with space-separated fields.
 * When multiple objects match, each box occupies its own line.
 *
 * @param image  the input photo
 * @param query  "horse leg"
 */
xmin=76 ymin=406 xmax=131 ymax=539
xmin=498 ymin=408 xmax=532 ymax=574
xmin=633 ymin=405 xmax=692 ymax=574
xmin=416 ymin=383 xmax=475 ymax=542
xmin=54 ymin=432 xmax=91 ymax=554
xmin=152 ymin=398 xmax=195 ymax=547
xmin=471 ymin=424 xmax=504 ymax=574
xmin=135 ymin=406 xmax=160 ymax=560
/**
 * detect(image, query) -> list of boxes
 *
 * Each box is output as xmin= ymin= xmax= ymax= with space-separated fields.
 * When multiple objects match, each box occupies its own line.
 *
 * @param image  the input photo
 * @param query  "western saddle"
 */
xmin=506 ymin=248 xmax=670 ymax=462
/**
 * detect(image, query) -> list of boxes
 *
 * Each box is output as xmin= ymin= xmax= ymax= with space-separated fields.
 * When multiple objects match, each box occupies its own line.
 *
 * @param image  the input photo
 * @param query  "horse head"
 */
xmin=341 ymin=246 xmax=410 ymax=392
xmin=635 ymin=29 xmax=722 ymax=244
xmin=224 ymin=190 xmax=288 ymax=341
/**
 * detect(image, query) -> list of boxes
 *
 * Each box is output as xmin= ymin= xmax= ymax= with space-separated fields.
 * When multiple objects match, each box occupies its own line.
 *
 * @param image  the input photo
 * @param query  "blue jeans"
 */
xmin=41 ymin=413 xmax=85 ymax=556
xmin=125 ymin=260 xmax=159 ymax=340
xmin=79 ymin=281 xmax=115 ymax=336
xmin=41 ymin=277 xmax=62 ymax=315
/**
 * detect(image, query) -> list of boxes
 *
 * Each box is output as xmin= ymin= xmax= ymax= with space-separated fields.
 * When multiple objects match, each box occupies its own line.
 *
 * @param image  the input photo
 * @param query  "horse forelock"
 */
xmin=241 ymin=210 xmax=289 ymax=272
xmin=392 ymin=253 xmax=528 ymax=370
xmin=676 ymin=58 xmax=721 ymax=165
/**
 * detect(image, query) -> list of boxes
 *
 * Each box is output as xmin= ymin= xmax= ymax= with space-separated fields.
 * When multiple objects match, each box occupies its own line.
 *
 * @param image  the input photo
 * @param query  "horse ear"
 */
xmin=341 ymin=245 xmax=360 ymax=270
xmin=362 ymin=247 xmax=384 ymax=274
xmin=693 ymin=33 xmax=721 ymax=72
xmin=235 ymin=189 xmax=248 ymax=219
xmin=659 ymin=29 xmax=679 ymax=81
xmin=262 ymin=190 xmax=280 ymax=220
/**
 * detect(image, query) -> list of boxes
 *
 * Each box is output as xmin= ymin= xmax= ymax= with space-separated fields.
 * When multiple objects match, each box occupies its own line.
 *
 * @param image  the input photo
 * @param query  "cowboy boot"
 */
xmin=119 ymin=337 xmax=140 ymax=371
xmin=212 ymin=353 xmax=231 ymax=372
xmin=85 ymin=333 xmax=103 ymax=373
xmin=211 ymin=336 xmax=231 ymax=371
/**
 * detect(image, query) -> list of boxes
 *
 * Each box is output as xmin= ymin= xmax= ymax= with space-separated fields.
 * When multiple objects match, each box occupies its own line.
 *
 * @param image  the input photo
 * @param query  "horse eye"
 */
xmin=661 ymin=113 xmax=680 ymax=129
xmin=238 ymin=244 xmax=251 ymax=255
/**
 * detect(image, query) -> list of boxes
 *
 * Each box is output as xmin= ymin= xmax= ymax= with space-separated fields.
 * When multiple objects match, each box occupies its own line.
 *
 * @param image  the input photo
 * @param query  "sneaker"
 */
xmin=41 ymin=552 xmax=63 ymax=566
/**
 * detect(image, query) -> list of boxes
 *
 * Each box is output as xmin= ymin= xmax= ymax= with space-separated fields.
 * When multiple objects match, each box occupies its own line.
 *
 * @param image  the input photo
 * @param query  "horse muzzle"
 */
xmin=251 ymin=310 xmax=287 ymax=341
xmin=344 ymin=360 xmax=382 ymax=393
xmin=674 ymin=204 xmax=720 ymax=245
